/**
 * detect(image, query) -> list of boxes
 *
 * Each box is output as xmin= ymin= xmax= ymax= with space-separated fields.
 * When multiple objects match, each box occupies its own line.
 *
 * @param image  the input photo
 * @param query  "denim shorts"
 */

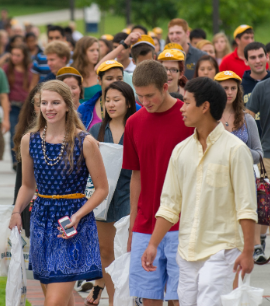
xmin=129 ymin=231 xmax=179 ymax=301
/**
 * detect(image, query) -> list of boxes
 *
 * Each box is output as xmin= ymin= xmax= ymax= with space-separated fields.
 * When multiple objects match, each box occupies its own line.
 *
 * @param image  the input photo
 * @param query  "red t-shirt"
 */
xmin=123 ymin=99 xmax=194 ymax=234
xmin=219 ymin=48 xmax=250 ymax=78
xmin=219 ymin=48 xmax=269 ymax=78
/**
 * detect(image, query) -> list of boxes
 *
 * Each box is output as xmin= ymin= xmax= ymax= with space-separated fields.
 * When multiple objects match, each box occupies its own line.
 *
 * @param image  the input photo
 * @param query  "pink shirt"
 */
xmin=88 ymin=106 xmax=102 ymax=131
xmin=3 ymin=64 xmax=32 ymax=103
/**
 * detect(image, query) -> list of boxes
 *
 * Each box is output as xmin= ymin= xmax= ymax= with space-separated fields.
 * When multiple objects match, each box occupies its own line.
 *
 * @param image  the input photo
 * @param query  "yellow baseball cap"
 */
xmin=131 ymin=35 xmax=155 ymax=49
xmin=101 ymin=34 xmax=114 ymax=41
xmin=122 ymin=28 xmax=131 ymax=35
xmin=196 ymin=40 xmax=213 ymax=50
xmin=233 ymin=25 xmax=253 ymax=39
xmin=56 ymin=66 xmax=83 ymax=82
xmin=148 ymin=31 xmax=156 ymax=38
xmin=164 ymin=42 xmax=184 ymax=52
xmin=158 ymin=49 xmax=185 ymax=61
xmin=153 ymin=27 xmax=163 ymax=34
xmin=214 ymin=71 xmax=242 ymax=82
xmin=97 ymin=60 xmax=124 ymax=75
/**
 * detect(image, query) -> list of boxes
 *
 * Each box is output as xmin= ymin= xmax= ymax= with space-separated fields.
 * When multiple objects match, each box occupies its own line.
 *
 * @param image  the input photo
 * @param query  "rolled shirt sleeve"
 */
xmin=230 ymin=144 xmax=258 ymax=223
xmin=156 ymin=148 xmax=182 ymax=225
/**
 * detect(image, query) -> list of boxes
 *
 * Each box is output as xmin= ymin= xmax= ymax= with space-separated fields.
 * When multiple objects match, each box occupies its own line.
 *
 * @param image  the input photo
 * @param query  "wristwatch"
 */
xmin=120 ymin=40 xmax=129 ymax=49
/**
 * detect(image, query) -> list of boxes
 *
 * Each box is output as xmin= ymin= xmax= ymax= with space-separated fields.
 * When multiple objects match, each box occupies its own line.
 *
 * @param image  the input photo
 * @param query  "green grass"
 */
xmin=2 ymin=5 xmax=63 ymax=17
xmin=0 ymin=277 xmax=31 ymax=306
xmin=4 ymin=5 xmax=270 ymax=44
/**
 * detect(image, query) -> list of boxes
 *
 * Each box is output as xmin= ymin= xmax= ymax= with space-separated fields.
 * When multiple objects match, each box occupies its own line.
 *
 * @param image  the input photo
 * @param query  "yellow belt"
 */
xmin=38 ymin=193 xmax=85 ymax=199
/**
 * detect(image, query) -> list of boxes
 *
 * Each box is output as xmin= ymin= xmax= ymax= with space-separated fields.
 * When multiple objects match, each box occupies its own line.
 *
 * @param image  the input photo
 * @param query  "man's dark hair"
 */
xmin=113 ymin=32 xmax=128 ymax=44
xmin=25 ymin=32 xmax=36 ymax=40
xmin=47 ymin=25 xmax=65 ymax=38
xmin=235 ymin=28 xmax=254 ymax=40
xmin=131 ymin=25 xmax=148 ymax=34
xmin=185 ymin=77 xmax=227 ymax=121
xmin=170 ymin=92 xmax=184 ymax=100
xmin=131 ymin=44 xmax=155 ymax=62
xmin=244 ymin=42 xmax=267 ymax=60
xmin=265 ymin=42 xmax=270 ymax=53
xmin=64 ymin=26 xmax=73 ymax=35
xmin=190 ymin=28 xmax=206 ymax=41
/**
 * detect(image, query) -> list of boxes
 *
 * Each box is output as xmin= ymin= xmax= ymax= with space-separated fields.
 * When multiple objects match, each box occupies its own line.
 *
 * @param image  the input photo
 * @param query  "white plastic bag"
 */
xmin=85 ymin=143 xmax=123 ymax=221
xmin=6 ymin=227 xmax=27 ymax=306
xmin=114 ymin=215 xmax=130 ymax=259
xmin=221 ymin=273 xmax=264 ymax=306
xmin=0 ymin=205 xmax=13 ymax=276
xmin=106 ymin=252 xmax=134 ymax=306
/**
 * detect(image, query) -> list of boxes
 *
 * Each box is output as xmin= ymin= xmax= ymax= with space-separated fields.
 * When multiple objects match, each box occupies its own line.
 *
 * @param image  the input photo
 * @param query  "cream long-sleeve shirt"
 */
xmin=156 ymin=122 xmax=258 ymax=262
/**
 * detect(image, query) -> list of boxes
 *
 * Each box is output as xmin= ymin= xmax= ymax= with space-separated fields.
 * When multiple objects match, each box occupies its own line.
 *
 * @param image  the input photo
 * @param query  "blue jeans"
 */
xmin=9 ymin=105 xmax=21 ymax=164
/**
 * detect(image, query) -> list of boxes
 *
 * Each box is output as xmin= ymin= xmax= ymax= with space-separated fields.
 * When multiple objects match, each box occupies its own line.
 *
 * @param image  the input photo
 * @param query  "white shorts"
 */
xmin=176 ymin=248 xmax=241 ymax=306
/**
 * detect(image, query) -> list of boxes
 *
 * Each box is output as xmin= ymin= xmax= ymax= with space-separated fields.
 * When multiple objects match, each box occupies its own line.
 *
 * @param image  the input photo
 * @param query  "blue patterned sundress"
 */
xmin=28 ymin=131 xmax=102 ymax=284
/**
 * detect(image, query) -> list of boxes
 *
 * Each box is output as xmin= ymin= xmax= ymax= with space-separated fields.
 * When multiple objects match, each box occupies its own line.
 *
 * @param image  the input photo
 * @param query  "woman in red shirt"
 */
xmin=3 ymin=43 xmax=32 ymax=170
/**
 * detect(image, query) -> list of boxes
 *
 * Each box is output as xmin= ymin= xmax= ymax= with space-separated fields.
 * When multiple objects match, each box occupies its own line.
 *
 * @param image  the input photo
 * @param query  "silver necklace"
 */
xmin=224 ymin=112 xmax=233 ymax=127
xmin=41 ymin=126 xmax=67 ymax=166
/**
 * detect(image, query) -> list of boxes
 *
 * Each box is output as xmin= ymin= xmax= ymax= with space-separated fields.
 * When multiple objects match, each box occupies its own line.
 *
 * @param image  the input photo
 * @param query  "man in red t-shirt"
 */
xmin=220 ymin=25 xmax=254 ymax=78
xmin=123 ymin=60 xmax=193 ymax=305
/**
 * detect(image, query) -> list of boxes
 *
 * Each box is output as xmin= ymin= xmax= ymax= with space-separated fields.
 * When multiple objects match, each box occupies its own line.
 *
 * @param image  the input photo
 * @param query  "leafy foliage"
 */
xmin=178 ymin=0 xmax=270 ymax=36
xmin=77 ymin=0 xmax=270 ymax=36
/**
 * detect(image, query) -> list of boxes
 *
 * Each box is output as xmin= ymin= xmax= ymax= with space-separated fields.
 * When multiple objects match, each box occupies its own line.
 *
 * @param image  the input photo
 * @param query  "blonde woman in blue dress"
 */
xmin=9 ymin=80 xmax=108 ymax=306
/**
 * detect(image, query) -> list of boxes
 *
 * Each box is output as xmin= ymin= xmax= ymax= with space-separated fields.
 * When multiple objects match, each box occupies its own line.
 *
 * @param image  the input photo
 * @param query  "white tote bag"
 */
xmin=6 ymin=227 xmax=27 ymax=306
xmin=0 ymin=205 xmax=13 ymax=276
xmin=85 ymin=143 xmax=123 ymax=221
xmin=221 ymin=273 xmax=264 ymax=306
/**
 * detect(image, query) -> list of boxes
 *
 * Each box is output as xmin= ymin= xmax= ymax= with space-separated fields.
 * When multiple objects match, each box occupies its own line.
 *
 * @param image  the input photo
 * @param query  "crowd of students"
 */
xmin=1 ymin=8 xmax=270 ymax=306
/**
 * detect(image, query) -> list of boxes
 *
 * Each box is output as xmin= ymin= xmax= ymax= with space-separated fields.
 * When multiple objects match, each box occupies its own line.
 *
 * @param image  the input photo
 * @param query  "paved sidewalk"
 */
xmin=14 ymin=9 xmax=84 ymax=26
xmin=1 ymin=132 xmax=269 ymax=305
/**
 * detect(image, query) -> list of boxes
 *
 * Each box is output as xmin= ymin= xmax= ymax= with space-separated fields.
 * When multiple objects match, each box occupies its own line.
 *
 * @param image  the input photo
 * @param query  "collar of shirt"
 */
xmin=233 ymin=48 xmax=242 ymax=61
xmin=193 ymin=122 xmax=224 ymax=148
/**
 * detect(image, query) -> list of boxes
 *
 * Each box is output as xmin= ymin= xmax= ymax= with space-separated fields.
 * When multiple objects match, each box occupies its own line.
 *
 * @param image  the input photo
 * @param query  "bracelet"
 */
xmin=12 ymin=212 xmax=20 ymax=215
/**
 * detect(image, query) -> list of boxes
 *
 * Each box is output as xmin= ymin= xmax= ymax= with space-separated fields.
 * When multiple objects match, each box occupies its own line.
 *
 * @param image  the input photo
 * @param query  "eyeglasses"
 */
xmin=164 ymin=67 xmax=179 ymax=74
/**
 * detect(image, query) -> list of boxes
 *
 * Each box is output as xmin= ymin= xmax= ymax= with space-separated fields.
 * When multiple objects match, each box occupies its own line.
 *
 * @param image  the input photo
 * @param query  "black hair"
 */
xmin=66 ymin=34 xmax=76 ymax=49
xmin=47 ymin=25 xmax=65 ymax=38
xmin=185 ymin=77 xmax=227 ymax=121
xmin=97 ymin=81 xmax=136 ymax=141
xmin=194 ymin=55 xmax=219 ymax=78
xmin=131 ymin=25 xmax=148 ymax=34
xmin=170 ymin=92 xmax=183 ymax=100
xmin=190 ymin=28 xmax=206 ymax=41
xmin=64 ymin=26 xmax=73 ymax=35
xmin=25 ymin=32 xmax=36 ymax=40
xmin=131 ymin=44 xmax=155 ymax=62
xmin=5 ymin=35 xmax=24 ymax=52
xmin=235 ymin=28 xmax=254 ymax=40
xmin=113 ymin=32 xmax=128 ymax=44
xmin=98 ymin=67 xmax=124 ymax=80
xmin=266 ymin=42 xmax=270 ymax=53
xmin=244 ymin=42 xmax=267 ymax=60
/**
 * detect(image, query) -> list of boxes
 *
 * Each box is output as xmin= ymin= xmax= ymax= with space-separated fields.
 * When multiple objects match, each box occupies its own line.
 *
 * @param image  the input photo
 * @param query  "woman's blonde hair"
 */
xmin=27 ymin=80 xmax=86 ymax=172
xmin=72 ymin=36 xmax=99 ymax=78
xmin=212 ymin=33 xmax=231 ymax=58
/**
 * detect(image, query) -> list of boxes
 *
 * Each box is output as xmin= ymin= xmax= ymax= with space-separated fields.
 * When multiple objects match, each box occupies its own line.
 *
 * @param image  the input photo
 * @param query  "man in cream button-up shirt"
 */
xmin=141 ymin=77 xmax=257 ymax=306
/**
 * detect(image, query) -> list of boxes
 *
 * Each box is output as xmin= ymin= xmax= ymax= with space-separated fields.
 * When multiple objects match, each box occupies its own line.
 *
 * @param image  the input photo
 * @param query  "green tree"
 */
xmin=77 ymin=0 xmax=180 ymax=28
xmin=178 ymin=0 xmax=270 ymax=36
